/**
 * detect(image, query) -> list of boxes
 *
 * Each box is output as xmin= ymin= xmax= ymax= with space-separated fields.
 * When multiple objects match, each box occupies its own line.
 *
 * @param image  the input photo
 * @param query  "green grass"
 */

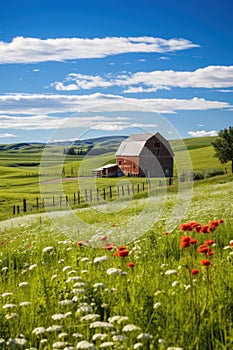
xmin=0 ymin=178 xmax=232 ymax=349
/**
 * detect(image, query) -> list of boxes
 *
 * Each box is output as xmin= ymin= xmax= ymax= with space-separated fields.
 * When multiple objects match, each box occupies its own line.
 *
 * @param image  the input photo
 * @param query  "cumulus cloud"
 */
xmin=187 ymin=130 xmax=218 ymax=137
xmin=0 ymin=132 xmax=17 ymax=138
xmin=0 ymin=93 xmax=230 ymax=117
xmin=52 ymin=66 xmax=233 ymax=92
xmin=0 ymin=36 xmax=199 ymax=64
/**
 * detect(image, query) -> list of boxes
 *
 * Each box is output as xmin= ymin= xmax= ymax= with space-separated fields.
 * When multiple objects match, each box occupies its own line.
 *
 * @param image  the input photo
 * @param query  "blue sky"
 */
xmin=0 ymin=0 xmax=232 ymax=143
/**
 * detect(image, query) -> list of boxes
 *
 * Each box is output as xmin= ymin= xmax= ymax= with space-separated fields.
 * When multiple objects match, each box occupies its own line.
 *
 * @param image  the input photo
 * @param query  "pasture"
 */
xmin=0 ymin=136 xmax=233 ymax=349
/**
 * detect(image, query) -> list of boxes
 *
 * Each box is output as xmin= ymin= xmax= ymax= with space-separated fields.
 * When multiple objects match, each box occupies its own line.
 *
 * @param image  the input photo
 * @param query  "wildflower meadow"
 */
xmin=0 ymin=176 xmax=233 ymax=350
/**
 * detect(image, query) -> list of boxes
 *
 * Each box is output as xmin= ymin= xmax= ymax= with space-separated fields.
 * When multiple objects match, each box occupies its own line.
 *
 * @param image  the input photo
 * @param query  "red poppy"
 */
xmin=105 ymin=244 xmax=115 ymax=251
xmin=230 ymin=241 xmax=233 ymax=247
xmin=190 ymin=238 xmax=198 ymax=245
xmin=208 ymin=250 xmax=215 ymax=256
xmin=117 ymin=246 xmax=127 ymax=251
xmin=181 ymin=236 xmax=191 ymax=243
xmin=180 ymin=241 xmax=191 ymax=248
xmin=201 ymin=259 xmax=211 ymax=266
xmin=204 ymin=240 xmax=215 ymax=246
xmin=200 ymin=225 xmax=210 ymax=234
xmin=128 ymin=262 xmax=135 ymax=268
xmin=198 ymin=245 xmax=210 ymax=254
xmin=77 ymin=241 xmax=83 ymax=246
xmin=117 ymin=249 xmax=129 ymax=257
xmin=163 ymin=231 xmax=169 ymax=235
xmin=180 ymin=223 xmax=192 ymax=231
xmin=191 ymin=269 xmax=200 ymax=275
xmin=194 ymin=225 xmax=202 ymax=233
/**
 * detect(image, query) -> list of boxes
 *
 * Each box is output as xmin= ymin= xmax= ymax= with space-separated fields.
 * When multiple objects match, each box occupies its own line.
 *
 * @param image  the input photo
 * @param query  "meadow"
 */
xmin=0 ymin=137 xmax=233 ymax=349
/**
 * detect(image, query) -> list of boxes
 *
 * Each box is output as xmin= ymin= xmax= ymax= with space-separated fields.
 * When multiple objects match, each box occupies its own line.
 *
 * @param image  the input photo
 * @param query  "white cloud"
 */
xmin=0 ymin=132 xmax=17 ymax=138
xmin=0 ymin=36 xmax=199 ymax=64
xmin=0 ymin=93 xmax=230 ymax=116
xmin=187 ymin=130 xmax=218 ymax=137
xmin=53 ymin=66 xmax=233 ymax=92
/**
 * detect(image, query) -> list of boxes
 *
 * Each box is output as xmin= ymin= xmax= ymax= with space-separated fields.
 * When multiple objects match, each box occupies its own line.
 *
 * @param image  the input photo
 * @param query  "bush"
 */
xmin=205 ymin=168 xmax=226 ymax=178
xmin=192 ymin=171 xmax=205 ymax=180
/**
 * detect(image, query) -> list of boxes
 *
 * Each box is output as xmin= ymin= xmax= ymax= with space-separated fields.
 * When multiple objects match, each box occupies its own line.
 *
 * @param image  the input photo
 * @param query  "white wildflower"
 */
xmin=51 ymin=274 xmax=59 ymax=280
xmin=158 ymin=338 xmax=166 ymax=344
xmin=81 ymin=270 xmax=89 ymax=274
xmin=112 ymin=335 xmax=128 ymax=341
xmin=19 ymin=281 xmax=29 ymax=287
xmin=184 ymin=285 xmax=191 ymax=291
xmin=93 ymin=283 xmax=106 ymax=289
xmin=172 ymin=281 xmax=179 ymax=287
xmin=2 ymin=292 xmax=13 ymax=298
xmin=167 ymin=347 xmax=183 ymax=350
xmin=42 ymin=246 xmax=54 ymax=253
xmin=5 ymin=313 xmax=18 ymax=319
xmin=53 ymin=341 xmax=69 ymax=348
xmin=89 ymin=321 xmax=114 ymax=329
xmin=154 ymin=290 xmax=162 ymax=296
xmin=92 ymin=334 xmax=108 ymax=341
xmin=59 ymin=300 xmax=73 ymax=306
xmin=0 ymin=339 xmax=6 ymax=346
xmin=122 ymin=324 xmax=141 ymax=332
xmin=137 ymin=333 xmax=153 ymax=340
xmin=46 ymin=325 xmax=62 ymax=332
xmin=2 ymin=303 xmax=16 ymax=309
xmin=32 ymin=327 xmax=46 ymax=335
xmin=40 ymin=338 xmax=48 ymax=344
xmin=134 ymin=343 xmax=143 ymax=349
xmin=28 ymin=264 xmax=37 ymax=271
xmin=76 ymin=304 xmax=93 ymax=314
xmin=100 ymin=342 xmax=115 ymax=348
xmin=93 ymin=256 xmax=109 ymax=264
xmin=165 ymin=270 xmax=177 ymax=276
xmin=52 ymin=313 xmax=66 ymax=320
xmin=68 ymin=270 xmax=77 ymax=275
xmin=62 ymin=266 xmax=72 ymax=272
xmin=65 ymin=311 xmax=72 ymax=318
xmin=58 ymin=259 xmax=65 ymax=264
xmin=81 ymin=314 xmax=100 ymax=322
xmin=106 ymin=268 xmax=122 ymax=275
xmin=72 ymin=333 xmax=83 ymax=338
xmin=153 ymin=302 xmax=161 ymax=309
xmin=66 ymin=276 xmax=82 ymax=283
xmin=20 ymin=301 xmax=31 ymax=307
xmin=72 ymin=288 xmax=86 ymax=295
xmin=108 ymin=316 xmax=129 ymax=324
xmin=58 ymin=333 xmax=68 ymax=338
xmin=73 ymin=282 xmax=86 ymax=288
xmin=76 ymin=340 xmax=96 ymax=349
xmin=7 ymin=338 xmax=27 ymax=347
xmin=81 ymin=258 xmax=90 ymax=262
xmin=2 ymin=267 xmax=8 ymax=272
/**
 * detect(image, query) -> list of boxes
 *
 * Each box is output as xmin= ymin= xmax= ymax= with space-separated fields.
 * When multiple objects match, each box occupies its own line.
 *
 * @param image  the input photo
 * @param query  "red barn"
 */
xmin=115 ymin=132 xmax=174 ymax=177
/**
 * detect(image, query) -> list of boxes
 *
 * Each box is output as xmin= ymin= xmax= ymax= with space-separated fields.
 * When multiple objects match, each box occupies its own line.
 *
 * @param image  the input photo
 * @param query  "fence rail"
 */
xmin=12 ymin=179 xmax=172 ymax=216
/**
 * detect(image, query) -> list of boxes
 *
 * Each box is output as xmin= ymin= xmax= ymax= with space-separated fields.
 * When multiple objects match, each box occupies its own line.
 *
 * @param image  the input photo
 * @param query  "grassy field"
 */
xmin=0 ymin=171 xmax=233 ymax=349
xmin=0 ymin=136 xmax=231 ymax=222
xmin=0 ymin=136 xmax=233 ymax=349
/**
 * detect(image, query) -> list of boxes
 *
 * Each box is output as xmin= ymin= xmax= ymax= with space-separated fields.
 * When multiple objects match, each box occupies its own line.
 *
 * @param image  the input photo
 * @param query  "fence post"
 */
xmin=109 ymin=186 xmax=112 ymax=199
xmin=52 ymin=196 xmax=55 ymax=206
xmin=127 ymin=184 xmax=130 ymax=195
xmin=23 ymin=198 xmax=27 ymax=213
xmin=36 ymin=197 xmax=39 ymax=210
xmin=85 ymin=189 xmax=88 ymax=202
xmin=78 ymin=191 xmax=80 ymax=205
xmin=142 ymin=182 xmax=145 ymax=191
xmin=90 ymin=189 xmax=92 ymax=202
xmin=137 ymin=183 xmax=140 ymax=193
xmin=103 ymin=188 xmax=106 ymax=200
xmin=13 ymin=205 xmax=16 ymax=215
xmin=66 ymin=196 xmax=69 ymax=206
xmin=74 ymin=192 xmax=76 ymax=204
xmin=60 ymin=196 xmax=62 ymax=206
xmin=117 ymin=185 xmax=120 ymax=197
xmin=132 ymin=184 xmax=134 ymax=194
xmin=122 ymin=185 xmax=124 ymax=197
xmin=17 ymin=205 xmax=20 ymax=214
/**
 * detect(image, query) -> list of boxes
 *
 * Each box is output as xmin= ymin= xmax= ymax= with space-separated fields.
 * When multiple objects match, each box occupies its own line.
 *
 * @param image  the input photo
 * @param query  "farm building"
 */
xmin=92 ymin=164 xmax=124 ymax=178
xmin=115 ymin=132 xmax=174 ymax=177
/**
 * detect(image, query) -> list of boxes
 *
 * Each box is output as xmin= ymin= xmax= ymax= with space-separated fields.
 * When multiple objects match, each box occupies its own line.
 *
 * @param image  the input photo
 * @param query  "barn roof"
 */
xmin=115 ymin=132 xmax=174 ymax=156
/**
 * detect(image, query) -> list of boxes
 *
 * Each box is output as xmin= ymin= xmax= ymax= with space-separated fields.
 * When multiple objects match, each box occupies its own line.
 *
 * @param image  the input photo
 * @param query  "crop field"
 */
xmin=0 ymin=137 xmax=233 ymax=349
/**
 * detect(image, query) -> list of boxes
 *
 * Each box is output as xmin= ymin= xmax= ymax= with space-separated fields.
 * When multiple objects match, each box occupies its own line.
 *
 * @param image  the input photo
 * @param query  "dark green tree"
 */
xmin=212 ymin=126 xmax=233 ymax=173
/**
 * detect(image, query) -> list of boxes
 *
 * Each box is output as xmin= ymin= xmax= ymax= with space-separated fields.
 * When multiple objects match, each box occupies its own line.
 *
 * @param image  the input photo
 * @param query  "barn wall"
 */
xmin=116 ymin=156 xmax=140 ymax=176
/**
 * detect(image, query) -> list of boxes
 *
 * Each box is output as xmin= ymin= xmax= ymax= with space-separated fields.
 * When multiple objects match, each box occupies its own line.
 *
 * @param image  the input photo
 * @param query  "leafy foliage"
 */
xmin=212 ymin=126 xmax=233 ymax=172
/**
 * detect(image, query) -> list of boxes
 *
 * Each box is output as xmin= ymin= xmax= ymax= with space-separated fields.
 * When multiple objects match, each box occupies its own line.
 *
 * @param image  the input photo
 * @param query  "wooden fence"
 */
xmin=12 ymin=179 xmax=172 ymax=216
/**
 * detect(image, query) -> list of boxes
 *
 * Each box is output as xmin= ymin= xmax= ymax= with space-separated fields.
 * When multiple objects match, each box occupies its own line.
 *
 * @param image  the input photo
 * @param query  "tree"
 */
xmin=212 ymin=126 xmax=233 ymax=173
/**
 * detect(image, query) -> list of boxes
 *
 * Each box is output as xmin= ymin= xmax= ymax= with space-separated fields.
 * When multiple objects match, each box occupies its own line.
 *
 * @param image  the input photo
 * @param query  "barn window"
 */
xmin=154 ymin=142 xmax=160 ymax=155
